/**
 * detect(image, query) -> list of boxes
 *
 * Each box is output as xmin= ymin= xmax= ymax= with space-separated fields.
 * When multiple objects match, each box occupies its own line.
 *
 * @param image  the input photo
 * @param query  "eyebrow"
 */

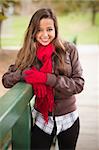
xmin=39 ymin=25 xmax=54 ymax=28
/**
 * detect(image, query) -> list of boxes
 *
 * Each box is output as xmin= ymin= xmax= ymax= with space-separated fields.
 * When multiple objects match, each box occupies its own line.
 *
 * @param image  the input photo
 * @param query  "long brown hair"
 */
xmin=15 ymin=8 xmax=67 ymax=71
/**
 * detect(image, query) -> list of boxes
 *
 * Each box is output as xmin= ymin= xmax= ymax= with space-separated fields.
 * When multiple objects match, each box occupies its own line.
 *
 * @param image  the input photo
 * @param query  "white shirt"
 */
xmin=31 ymin=108 xmax=79 ymax=135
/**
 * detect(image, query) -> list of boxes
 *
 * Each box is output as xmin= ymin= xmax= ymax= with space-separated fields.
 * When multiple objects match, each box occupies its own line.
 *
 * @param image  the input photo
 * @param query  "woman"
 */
xmin=2 ymin=8 xmax=85 ymax=150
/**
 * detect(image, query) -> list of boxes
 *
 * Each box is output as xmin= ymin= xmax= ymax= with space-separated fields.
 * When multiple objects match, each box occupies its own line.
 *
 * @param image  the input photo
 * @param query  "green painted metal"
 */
xmin=0 ymin=131 xmax=12 ymax=150
xmin=12 ymin=104 xmax=31 ymax=150
xmin=0 ymin=82 xmax=33 ymax=149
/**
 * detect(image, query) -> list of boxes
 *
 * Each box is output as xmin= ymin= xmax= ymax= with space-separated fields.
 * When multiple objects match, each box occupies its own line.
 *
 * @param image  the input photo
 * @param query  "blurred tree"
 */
xmin=20 ymin=0 xmax=33 ymax=15
xmin=0 ymin=0 xmax=19 ymax=49
xmin=73 ymin=0 xmax=99 ymax=25
xmin=88 ymin=0 xmax=99 ymax=25
xmin=77 ymin=0 xmax=99 ymax=25
xmin=52 ymin=0 xmax=99 ymax=25
xmin=0 ymin=0 xmax=8 ymax=48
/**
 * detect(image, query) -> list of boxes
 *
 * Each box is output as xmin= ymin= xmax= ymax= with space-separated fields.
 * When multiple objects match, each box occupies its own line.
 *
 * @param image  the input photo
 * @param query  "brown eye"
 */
xmin=48 ymin=28 xmax=53 ymax=31
xmin=37 ymin=29 xmax=41 ymax=32
xmin=37 ymin=28 xmax=42 ymax=32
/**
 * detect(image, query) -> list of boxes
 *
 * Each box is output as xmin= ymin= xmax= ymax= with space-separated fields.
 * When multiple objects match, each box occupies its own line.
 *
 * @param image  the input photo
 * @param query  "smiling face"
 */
xmin=35 ymin=18 xmax=55 ymax=46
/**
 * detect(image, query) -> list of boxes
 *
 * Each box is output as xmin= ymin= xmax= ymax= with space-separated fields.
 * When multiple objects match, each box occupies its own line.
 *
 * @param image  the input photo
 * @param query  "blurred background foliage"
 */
xmin=0 ymin=0 xmax=99 ymax=49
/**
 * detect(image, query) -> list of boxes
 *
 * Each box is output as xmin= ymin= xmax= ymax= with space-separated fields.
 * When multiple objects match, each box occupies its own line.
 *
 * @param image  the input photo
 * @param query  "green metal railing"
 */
xmin=0 ymin=82 xmax=33 ymax=150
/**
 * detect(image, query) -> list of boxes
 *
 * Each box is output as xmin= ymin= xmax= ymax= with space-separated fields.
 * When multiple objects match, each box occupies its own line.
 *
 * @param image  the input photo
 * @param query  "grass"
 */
xmin=1 ymin=15 xmax=30 ymax=48
xmin=1 ymin=12 xmax=99 ymax=48
xmin=58 ymin=12 xmax=99 ymax=44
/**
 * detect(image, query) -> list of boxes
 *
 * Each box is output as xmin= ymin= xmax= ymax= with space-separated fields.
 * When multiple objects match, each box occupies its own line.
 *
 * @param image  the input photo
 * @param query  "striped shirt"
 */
xmin=31 ymin=108 xmax=79 ymax=135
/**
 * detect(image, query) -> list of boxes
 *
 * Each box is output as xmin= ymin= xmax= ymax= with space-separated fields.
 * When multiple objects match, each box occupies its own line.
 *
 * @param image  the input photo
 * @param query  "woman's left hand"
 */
xmin=23 ymin=67 xmax=47 ymax=84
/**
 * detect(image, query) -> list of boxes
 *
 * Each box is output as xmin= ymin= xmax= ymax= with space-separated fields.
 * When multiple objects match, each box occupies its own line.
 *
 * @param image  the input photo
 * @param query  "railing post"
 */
xmin=12 ymin=104 xmax=31 ymax=150
xmin=0 ymin=82 xmax=33 ymax=149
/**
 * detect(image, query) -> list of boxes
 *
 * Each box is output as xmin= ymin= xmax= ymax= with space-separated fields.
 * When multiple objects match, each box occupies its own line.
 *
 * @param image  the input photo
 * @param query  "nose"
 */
xmin=43 ymin=31 xmax=48 ymax=38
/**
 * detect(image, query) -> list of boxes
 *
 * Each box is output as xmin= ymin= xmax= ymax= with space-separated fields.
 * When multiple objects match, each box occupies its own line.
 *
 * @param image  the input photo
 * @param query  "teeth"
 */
xmin=41 ymin=39 xmax=48 ymax=41
xmin=42 ymin=41 xmax=47 ymax=42
xmin=42 ymin=39 xmax=48 ymax=41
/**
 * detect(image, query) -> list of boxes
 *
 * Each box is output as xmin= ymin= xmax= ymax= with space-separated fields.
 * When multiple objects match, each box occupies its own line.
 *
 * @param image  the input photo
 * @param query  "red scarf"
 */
xmin=34 ymin=43 xmax=55 ymax=123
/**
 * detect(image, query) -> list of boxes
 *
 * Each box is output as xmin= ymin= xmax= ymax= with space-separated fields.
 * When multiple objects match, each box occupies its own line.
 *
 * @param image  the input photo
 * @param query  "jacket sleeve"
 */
xmin=46 ymin=43 xmax=85 ymax=96
xmin=2 ymin=64 xmax=22 ymax=88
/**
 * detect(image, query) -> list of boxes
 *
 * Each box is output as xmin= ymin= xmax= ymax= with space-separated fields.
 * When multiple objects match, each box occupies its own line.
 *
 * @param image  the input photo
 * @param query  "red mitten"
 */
xmin=23 ymin=67 xmax=47 ymax=84
xmin=33 ymin=84 xmax=47 ymax=98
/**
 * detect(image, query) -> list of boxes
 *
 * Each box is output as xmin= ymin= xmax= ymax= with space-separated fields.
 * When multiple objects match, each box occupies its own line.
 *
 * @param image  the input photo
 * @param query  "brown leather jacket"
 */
xmin=2 ymin=42 xmax=85 ymax=116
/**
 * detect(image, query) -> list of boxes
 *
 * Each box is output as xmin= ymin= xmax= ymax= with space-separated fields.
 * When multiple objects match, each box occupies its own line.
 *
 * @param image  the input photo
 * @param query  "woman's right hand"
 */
xmin=2 ymin=69 xmax=22 ymax=88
